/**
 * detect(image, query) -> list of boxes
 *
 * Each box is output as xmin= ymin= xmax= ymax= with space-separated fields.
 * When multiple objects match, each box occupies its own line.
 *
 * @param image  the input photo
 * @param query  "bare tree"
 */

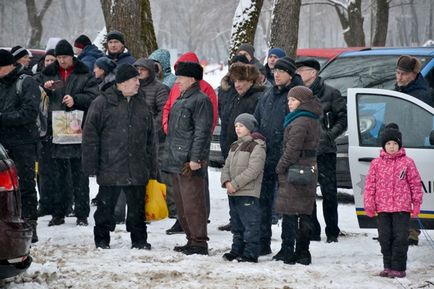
xmin=100 ymin=0 xmax=158 ymax=58
xmin=269 ymin=0 xmax=301 ymax=58
xmin=229 ymin=0 xmax=264 ymax=59
xmin=25 ymin=0 xmax=53 ymax=48
xmin=332 ymin=0 xmax=365 ymax=46
xmin=372 ymin=0 xmax=390 ymax=46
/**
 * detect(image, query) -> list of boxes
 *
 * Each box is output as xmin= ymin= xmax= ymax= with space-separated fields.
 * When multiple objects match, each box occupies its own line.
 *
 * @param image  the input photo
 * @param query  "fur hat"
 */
xmin=274 ymin=56 xmax=297 ymax=77
xmin=268 ymin=47 xmax=286 ymax=58
xmin=55 ymin=39 xmax=74 ymax=56
xmin=396 ymin=55 xmax=421 ymax=74
xmin=106 ymin=30 xmax=125 ymax=45
xmin=296 ymin=58 xmax=321 ymax=71
xmin=74 ymin=34 xmax=92 ymax=49
xmin=229 ymin=63 xmax=259 ymax=82
xmin=381 ymin=123 xmax=402 ymax=150
xmin=175 ymin=61 xmax=203 ymax=80
xmin=11 ymin=46 xmax=29 ymax=61
xmin=287 ymin=86 xmax=314 ymax=103
xmin=0 ymin=49 xmax=15 ymax=67
xmin=236 ymin=43 xmax=255 ymax=58
xmin=234 ymin=113 xmax=257 ymax=132
xmin=95 ymin=57 xmax=117 ymax=74
xmin=115 ymin=63 xmax=139 ymax=83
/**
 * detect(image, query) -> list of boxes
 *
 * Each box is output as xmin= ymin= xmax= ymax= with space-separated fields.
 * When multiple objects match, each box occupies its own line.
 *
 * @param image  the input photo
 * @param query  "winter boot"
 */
xmin=76 ymin=218 xmax=88 ymax=226
xmin=218 ymin=223 xmax=232 ymax=231
xmin=174 ymin=243 xmax=190 ymax=252
xmin=237 ymin=255 xmax=258 ymax=263
xmin=94 ymin=226 xmax=110 ymax=249
xmin=166 ymin=220 xmax=184 ymax=235
xmin=222 ymin=252 xmax=239 ymax=261
xmin=181 ymin=245 xmax=208 ymax=255
xmin=48 ymin=216 xmax=65 ymax=226
xmin=379 ymin=268 xmax=391 ymax=277
xmin=259 ymin=243 xmax=272 ymax=256
xmin=28 ymin=220 xmax=38 ymax=243
xmin=388 ymin=270 xmax=406 ymax=278
xmin=295 ymin=250 xmax=312 ymax=265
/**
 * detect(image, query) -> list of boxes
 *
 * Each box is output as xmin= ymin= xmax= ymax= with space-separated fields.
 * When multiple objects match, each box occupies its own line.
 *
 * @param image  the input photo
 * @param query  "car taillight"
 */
xmin=0 ymin=166 xmax=18 ymax=192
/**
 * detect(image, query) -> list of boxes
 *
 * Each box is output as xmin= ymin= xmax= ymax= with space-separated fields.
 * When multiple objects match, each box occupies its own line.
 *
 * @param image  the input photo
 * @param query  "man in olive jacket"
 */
xmin=82 ymin=64 xmax=156 ymax=249
xmin=296 ymin=59 xmax=347 ymax=243
xmin=163 ymin=61 xmax=213 ymax=255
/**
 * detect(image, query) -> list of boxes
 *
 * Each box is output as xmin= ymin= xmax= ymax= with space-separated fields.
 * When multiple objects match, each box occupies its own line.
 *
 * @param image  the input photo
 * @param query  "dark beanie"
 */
xmin=268 ymin=47 xmax=286 ymax=58
xmin=45 ymin=49 xmax=55 ymax=57
xmin=11 ymin=46 xmax=29 ymax=61
xmin=55 ymin=39 xmax=74 ymax=56
xmin=175 ymin=61 xmax=203 ymax=80
xmin=274 ymin=56 xmax=297 ymax=76
xmin=396 ymin=55 xmax=421 ymax=74
xmin=287 ymin=86 xmax=313 ymax=104
xmin=230 ymin=54 xmax=250 ymax=65
xmin=74 ymin=34 xmax=92 ymax=49
xmin=234 ymin=113 xmax=258 ymax=132
xmin=237 ymin=43 xmax=255 ymax=58
xmin=381 ymin=123 xmax=402 ymax=150
xmin=106 ymin=30 xmax=125 ymax=45
xmin=296 ymin=58 xmax=321 ymax=71
xmin=95 ymin=57 xmax=117 ymax=74
xmin=0 ymin=49 xmax=15 ymax=67
xmin=115 ymin=63 xmax=139 ymax=83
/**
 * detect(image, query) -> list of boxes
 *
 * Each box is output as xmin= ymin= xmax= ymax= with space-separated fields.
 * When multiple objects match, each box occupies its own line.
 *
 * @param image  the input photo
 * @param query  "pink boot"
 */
xmin=379 ymin=268 xmax=391 ymax=277
xmin=388 ymin=270 xmax=406 ymax=278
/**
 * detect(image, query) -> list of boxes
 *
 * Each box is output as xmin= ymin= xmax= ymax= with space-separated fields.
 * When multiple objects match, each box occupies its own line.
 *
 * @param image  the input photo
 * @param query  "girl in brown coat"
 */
xmin=274 ymin=86 xmax=322 ymax=265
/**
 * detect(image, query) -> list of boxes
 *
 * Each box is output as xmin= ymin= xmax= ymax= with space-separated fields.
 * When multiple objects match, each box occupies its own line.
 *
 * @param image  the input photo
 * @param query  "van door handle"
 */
xmin=359 ymin=157 xmax=374 ymax=162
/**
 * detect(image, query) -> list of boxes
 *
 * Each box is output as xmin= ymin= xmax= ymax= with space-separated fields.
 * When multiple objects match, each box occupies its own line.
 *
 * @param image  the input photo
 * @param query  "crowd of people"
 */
xmin=0 ymin=30 xmax=431 ymax=278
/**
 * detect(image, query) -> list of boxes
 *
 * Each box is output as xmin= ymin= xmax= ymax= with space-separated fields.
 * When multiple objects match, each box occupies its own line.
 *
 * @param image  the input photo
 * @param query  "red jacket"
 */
xmin=162 ymin=51 xmax=218 ymax=134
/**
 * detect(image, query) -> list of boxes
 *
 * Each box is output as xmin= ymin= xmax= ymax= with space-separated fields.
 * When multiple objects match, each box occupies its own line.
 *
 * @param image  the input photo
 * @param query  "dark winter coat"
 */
xmin=148 ymin=49 xmax=176 ymax=89
xmin=265 ymin=63 xmax=274 ymax=85
xmin=107 ymin=49 xmax=136 ymax=66
xmin=225 ymin=84 xmax=264 ymax=150
xmin=395 ymin=73 xmax=433 ymax=106
xmin=135 ymin=58 xmax=169 ymax=143
xmin=253 ymin=74 xmax=304 ymax=172
xmin=275 ymin=96 xmax=322 ymax=215
xmin=81 ymin=85 xmax=156 ymax=186
xmin=310 ymin=77 xmax=347 ymax=155
xmin=163 ymin=82 xmax=213 ymax=175
xmin=40 ymin=58 xmax=99 ymax=159
xmin=0 ymin=66 xmax=40 ymax=146
xmin=78 ymin=44 xmax=105 ymax=71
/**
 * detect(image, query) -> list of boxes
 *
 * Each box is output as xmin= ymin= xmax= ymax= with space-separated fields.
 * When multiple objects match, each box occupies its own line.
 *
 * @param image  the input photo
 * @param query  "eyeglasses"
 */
xmin=296 ymin=67 xmax=315 ymax=73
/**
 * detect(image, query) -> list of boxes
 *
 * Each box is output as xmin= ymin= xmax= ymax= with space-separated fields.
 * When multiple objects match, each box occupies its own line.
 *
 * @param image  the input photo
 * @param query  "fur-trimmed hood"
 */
xmin=42 ymin=57 xmax=89 ymax=77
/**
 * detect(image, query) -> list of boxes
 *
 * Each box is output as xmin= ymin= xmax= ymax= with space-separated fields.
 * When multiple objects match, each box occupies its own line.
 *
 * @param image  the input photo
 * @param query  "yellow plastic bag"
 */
xmin=145 ymin=179 xmax=168 ymax=221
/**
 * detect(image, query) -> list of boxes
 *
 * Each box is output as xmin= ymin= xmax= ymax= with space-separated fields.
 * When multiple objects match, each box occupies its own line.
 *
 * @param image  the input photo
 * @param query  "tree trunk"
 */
xmin=25 ymin=0 xmax=53 ymax=48
xmin=372 ymin=0 xmax=389 ymax=46
xmin=100 ymin=0 xmax=158 ymax=58
xmin=409 ymin=0 xmax=419 ymax=45
xmin=427 ymin=0 xmax=433 ymax=40
xmin=228 ymin=0 xmax=264 ymax=59
xmin=333 ymin=0 xmax=365 ymax=47
xmin=269 ymin=0 xmax=301 ymax=59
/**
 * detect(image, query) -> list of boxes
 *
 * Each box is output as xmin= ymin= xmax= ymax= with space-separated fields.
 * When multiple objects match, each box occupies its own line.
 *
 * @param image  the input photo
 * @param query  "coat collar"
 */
xmin=42 ymin=57 xmax=89 ymax=77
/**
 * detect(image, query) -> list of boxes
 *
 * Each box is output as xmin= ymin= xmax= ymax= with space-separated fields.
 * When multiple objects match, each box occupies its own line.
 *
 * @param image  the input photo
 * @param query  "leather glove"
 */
xmin=411 ymin=207 xmax=420 ymax=218
xmin=181 ymin=162 xmax=192 ymax=177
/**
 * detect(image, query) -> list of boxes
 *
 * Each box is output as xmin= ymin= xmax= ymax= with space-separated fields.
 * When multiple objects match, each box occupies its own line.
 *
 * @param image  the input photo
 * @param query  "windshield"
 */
xmin=320 ymin=55 xmax=433 ymax=97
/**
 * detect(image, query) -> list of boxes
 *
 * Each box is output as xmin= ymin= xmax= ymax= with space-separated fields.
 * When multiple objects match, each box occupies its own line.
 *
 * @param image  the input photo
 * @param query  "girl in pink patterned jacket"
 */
xmin=364 ymin=123 xmax=423 ymax=279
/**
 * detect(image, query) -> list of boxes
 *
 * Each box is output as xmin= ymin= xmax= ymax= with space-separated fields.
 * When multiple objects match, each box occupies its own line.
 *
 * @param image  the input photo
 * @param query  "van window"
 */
xmin=357 ymin=93 xmax=434 ymax=148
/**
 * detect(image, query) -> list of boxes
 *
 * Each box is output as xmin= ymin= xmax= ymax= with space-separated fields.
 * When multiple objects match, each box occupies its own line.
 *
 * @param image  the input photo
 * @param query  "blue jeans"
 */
xmin=229 ymin=196 xmax=261 ymax=258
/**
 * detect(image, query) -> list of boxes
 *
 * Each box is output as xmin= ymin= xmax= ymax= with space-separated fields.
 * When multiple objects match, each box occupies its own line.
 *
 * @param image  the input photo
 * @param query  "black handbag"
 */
xmin=287 ymin=164 xmax=317 ymax=185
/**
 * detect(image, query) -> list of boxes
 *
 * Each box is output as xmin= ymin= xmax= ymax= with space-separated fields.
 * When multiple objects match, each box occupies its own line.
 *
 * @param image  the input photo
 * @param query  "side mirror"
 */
xmin=430 ymin=131 xmax=434 ymax=145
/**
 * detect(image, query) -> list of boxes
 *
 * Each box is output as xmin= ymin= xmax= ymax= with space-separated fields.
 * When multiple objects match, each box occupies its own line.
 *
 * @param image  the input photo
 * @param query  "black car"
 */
xmin=0 ymin=144 xmax=32 ymax=280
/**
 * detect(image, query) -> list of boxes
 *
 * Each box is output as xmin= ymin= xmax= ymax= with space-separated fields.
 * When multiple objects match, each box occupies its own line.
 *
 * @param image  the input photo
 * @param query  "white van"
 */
xmin=347 ymin=88 xmax=434 ymax=229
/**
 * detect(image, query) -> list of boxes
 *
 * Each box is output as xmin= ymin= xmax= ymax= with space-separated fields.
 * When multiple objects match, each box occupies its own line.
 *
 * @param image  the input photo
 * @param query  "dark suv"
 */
xmin=0 ymin=144 xmax=32 ymax=280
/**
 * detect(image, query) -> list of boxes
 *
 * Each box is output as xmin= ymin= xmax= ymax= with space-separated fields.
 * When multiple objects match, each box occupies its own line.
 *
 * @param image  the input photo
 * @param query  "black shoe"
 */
xmin=283 ymin=251 xmax=297 ymax=265
xmin=181 ymin=245 xmax=208 ymax=255
xmin=96 ymin=242 xmax=110 ymax=249
xmin=272 ymin=248 xmax=286 ymax=261
xmin=48 ymin=217 xmax=65 ymax=226
xmin=237 ymin=256 xmax=258 ymax=263
xmin=310 ymin=235 xmax=321 ymax=241
xmin=166 ymin=220 xmax=184 ymax=235
xmin=218 ymin=223 xmax=231 ymax=231
xmin=408 ymin=239 xmax=418 ymax=246
xmin=326 ymin=236 xmax=338 ymax=243
xmin=29 ymin=220 xmax=38 ymax=243
xmin=37 ymin=207 xmax=51 ymax=217
xmin=173 ymin=243 xmax=190 ymax=252
xmin=295 ymin=250 xmax=311 ymax=265
xmin=91 ymin=198 xmax=98 ymax=206
xmin=132 ymin=242 xmax=151 ymax=250
xmin=222 ymin=252 xmax=239 ymax=261
xmin=76 ymin=218 xmax=88 ymax=226
xmin=259 ymin=244 xmax=272 ymax=256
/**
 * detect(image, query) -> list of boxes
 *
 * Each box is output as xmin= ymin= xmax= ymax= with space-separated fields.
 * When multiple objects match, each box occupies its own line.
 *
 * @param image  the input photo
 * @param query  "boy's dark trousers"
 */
xmin=377 ymin=212 xmax=410 ymax=271
xmin=229 ymin=196 xmax=261 ymax=258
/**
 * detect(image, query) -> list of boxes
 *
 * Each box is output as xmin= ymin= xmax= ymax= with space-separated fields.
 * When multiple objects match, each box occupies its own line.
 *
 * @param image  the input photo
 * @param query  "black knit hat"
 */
xmin=95 ymin=57 xmax=117 ymax=74
xmin=236 ymin=43 xmax=255 ymax=58
xmin=175 ymin=61 xmax=203 ymax=80
xmin=74 ymin=34 xmax=91 ymax=49
xmin=381 ymin=123 xmax=402 ymax=150
xmin=234 ymin=113 xmax=258 ymax=132
xmin=115 ymin=63 xmax=139 ymax=83
xmin=274 ymin=56 xmax=297 ymax=76
xmin=296 ymin=58 xmax=321 ymax=71
xmin=0 ymin=49 xmax=15 ymax=67
xmin=230 ymin=54 xmax=250 ymax=65
xmin=106 ymin=30 xmax=125 ymax=45
xmin=55 ymin=39 xmax=74 ymax=56
xmin=11 ymin=46 xmax=29 ymax=61
xmin=45 ymin=49 xmax=55 ymax=57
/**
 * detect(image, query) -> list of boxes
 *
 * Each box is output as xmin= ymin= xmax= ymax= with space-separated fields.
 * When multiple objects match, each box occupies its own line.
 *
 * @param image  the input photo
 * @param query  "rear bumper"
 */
xmin=0 ymin=255 xmax=32 ymax=279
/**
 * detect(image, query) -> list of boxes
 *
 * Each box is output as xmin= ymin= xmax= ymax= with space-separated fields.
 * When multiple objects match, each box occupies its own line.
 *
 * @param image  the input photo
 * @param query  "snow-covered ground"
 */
xmin=3 ymin=167 xmax=434 ymax=289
